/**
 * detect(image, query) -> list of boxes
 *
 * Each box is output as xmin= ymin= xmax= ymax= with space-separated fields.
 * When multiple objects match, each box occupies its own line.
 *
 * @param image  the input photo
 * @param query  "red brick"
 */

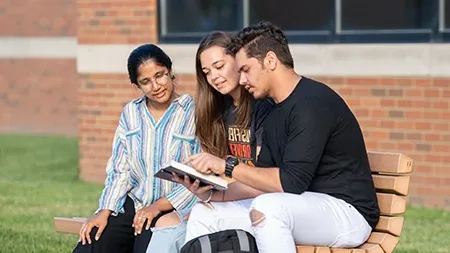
xmin=434 ymin=144 xmax=450 ymax=153
xmin=379 ymin=78 xmax=396 ymax=86
xmin=424 ymin=133 xmax=440 ymax=141
xmin=398 ymin=142 xmax=414 ymax=151
xmin=0 ymin=59 xmax=78 ymax=135
xmin=405 ymin=111 xmax=422 ymax=118
xmin=353 ymin=88 xmax=371 ymax=96
xmin=433 ymin=78 xmax=450 ymax=87
xmin=77 ymin=0 xmax=157 ymax=44
xmin=433 ymin=123 xmax=449 ymax=131
xmin=0 ymin=0 xmax=76 ymax=36
xmin=424 ymin=88 xmax=441 ymax=98
xmin=444 ymin=89 xmax=450 ymax=97
xmin=380 ymin=99 xmax=396 ymax=107
xmin=354 ymin=109 xmax=370 ymax=118
xmin=405 ymin=89 xmax=423 ymax=97
xmin=380 ymin=142 xmax=396 ymax=150
xmin=371 ymin=109 xmax=387 ymax=118
xmin=415 ymin=79 xmax=433 ymax=86
xmin=396 ymin=78 xmax=413 ymax=86
xmin=433 ymin=101 xmax=449 ymax=109
xmin=346 ymin=78 xmax=379 ymax=86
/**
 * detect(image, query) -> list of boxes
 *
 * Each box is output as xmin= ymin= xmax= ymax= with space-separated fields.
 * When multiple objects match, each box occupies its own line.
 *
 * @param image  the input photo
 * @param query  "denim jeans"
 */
xmin=145 ymin=209 xmax=189 ymax=253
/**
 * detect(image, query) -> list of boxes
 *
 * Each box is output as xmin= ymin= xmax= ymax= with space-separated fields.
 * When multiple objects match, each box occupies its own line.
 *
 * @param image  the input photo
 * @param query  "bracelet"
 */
xmin=200 ymin=190 xmax=213 ymax=203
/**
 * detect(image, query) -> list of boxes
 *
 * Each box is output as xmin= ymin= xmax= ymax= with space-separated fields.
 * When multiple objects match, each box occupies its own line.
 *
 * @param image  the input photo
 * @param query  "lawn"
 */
xmin=0 ymin=134 xmax=449 ymax=253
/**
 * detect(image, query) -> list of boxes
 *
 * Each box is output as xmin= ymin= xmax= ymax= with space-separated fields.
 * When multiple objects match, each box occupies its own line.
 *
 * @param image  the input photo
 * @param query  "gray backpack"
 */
xmin=180 ymin=229 xmax=258 ymax=253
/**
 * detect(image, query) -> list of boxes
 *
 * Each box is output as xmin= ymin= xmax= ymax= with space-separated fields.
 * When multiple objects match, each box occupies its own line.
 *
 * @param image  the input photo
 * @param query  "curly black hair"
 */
xmin=227 ymin=21 xmax=294 ymax=69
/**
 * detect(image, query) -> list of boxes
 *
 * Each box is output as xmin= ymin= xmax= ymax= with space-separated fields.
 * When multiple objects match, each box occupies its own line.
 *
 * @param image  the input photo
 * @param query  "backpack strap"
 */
xmin=199 ymin=235 xmax=212 ymax=253
xmin=236 ymin=230 xmax=251 ymax=252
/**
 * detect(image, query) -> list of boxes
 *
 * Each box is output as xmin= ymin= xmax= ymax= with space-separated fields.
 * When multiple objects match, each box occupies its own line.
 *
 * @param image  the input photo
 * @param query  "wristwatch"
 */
xmin=225 ymin=156 xmax=239 ymax=178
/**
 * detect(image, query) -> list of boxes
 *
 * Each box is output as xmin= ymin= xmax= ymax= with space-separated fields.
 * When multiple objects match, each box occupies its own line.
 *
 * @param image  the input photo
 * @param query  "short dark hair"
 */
xmin=127 ymin=44 xmax=173 ymax=85
xmin=227 ymin=21 xmax=294 ymax=69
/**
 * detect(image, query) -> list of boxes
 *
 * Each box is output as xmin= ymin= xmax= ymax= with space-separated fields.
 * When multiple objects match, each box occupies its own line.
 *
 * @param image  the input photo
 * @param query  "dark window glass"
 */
xmin=249 ymin=0 xmax=332 ymax=31
xmin=446 ymin=0 xmax=450 ymax=28
xmin=164 ymin=0 xmax=241 ymax=34
xmin=342 ymin=0 xmax=436 ymax=30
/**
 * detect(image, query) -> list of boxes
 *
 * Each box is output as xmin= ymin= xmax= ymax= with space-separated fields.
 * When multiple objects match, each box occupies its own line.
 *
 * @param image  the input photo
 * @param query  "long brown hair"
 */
xmin=195 ymin=31 xmax=253 ymax=158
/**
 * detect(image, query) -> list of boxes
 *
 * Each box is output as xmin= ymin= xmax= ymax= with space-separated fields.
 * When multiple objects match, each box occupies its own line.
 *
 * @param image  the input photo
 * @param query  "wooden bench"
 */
xmin=54 ymin=151 xmax=413 ymax=253
xmin=296 ymin=151 xmax=413 ymax=253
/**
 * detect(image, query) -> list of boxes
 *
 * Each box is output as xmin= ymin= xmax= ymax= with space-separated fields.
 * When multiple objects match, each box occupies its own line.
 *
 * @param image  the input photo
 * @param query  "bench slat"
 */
xmin=367 ymin=151 xmax=413 ymax=174
xmin=296 ymin=246 xmax=331 ymax=253
xmin=315 ymin=247 xmax=332 ymax=253
xmin=373 ymin=174 xmax=410 ymax=196
xmin=377 ymin=193 xmax=406 ymax=215
xmin=54 ymin=217 xmax=86 ymax=234
xmin=330 ymin=249 xmax=352 ymax=253
xmin=367 ymin=232 xmax=399 ymax=253
xmin=374 ymin=216 xmax=404 ymax=236
xmin=296 ymin=245 xmax=315 ymax=253
xmin=357 ymin=243 xmax=384 ymax=253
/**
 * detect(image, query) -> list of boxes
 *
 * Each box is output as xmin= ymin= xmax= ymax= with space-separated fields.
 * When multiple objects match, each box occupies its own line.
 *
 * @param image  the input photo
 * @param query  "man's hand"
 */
xmin=184 ymin=152 xmax=226 ymax=175
xmin=79 ymin=209 xmax=111 ymax=245
xmin=133 ymin=204 xmax=161 ymax=235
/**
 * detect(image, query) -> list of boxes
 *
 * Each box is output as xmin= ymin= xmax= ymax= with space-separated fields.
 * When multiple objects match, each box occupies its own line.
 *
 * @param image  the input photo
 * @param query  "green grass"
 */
xmin=0 ymin=134 xmax=449 ymax=253
xmin=0 ymin=134 xmax=102 ymax=253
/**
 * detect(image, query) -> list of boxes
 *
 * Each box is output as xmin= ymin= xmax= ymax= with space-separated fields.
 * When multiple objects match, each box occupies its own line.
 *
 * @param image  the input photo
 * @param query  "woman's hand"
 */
xmin=133 ymin=204 xmax=161 ymax=235
xmin=172 ymin=173 xmax=214 ymax=201
xmin=79 ymin=209 xmax=110 ymax=245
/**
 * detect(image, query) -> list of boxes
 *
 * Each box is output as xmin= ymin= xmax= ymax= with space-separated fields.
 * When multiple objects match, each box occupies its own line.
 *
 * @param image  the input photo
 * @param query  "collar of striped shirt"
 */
xmin=132 ymin=94 xmax=191 ymax=111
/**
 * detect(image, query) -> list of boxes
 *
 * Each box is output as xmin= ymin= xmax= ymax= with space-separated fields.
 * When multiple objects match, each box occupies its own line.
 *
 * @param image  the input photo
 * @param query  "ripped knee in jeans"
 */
xmin=155 ymin=211 xmax=183 ymax=228
xmin=250 ymin=209 xmax=266 ymax=228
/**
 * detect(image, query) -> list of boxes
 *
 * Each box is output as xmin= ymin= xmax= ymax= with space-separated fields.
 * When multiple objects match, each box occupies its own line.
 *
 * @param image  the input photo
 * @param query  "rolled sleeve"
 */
xmin=166 ymin=185 xmax=199 ymax=211
xmin=96 ymin=114 xmax=130 ymax=215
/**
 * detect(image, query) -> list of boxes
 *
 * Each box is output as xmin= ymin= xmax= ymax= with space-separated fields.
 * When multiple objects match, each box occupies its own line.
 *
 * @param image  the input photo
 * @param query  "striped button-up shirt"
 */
xmin=97 ymin=94 xmax=201 ymax=215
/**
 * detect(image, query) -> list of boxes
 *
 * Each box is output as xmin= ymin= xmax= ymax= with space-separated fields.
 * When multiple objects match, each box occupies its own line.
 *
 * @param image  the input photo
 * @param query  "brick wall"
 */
xmin=76 ymin=0 xmax=449 ymax=210
xmin=79 ymin=72 xmax=450 ymax=209
xmin=0 ymin=0 xmax=78 ymax=136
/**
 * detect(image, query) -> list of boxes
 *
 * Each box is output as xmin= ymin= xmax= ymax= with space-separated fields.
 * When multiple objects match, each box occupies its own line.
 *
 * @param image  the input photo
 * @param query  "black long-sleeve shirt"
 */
xmin=256 ymin=76 xmax=380 ymax=228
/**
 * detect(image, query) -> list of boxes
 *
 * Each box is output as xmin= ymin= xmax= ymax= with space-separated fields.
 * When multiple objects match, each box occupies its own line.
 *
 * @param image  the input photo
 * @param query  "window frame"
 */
xmin=157 ymin=0 xmax=450 ymax=44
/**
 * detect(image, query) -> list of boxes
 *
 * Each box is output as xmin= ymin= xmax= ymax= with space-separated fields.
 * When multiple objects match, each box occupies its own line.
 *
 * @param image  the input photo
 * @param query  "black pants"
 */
xmin=72 ymin=196 xmax=172 ymax=253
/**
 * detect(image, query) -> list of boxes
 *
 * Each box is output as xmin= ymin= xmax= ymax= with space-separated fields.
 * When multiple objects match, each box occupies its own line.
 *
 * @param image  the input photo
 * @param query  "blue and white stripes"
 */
xmin=96 ymin=94 xmax=201 ymax=215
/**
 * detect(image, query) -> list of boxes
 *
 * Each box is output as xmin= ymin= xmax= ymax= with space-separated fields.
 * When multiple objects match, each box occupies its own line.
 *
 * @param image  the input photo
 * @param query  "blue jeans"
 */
xmin=145 ymin=210 xmax=188 ymax=253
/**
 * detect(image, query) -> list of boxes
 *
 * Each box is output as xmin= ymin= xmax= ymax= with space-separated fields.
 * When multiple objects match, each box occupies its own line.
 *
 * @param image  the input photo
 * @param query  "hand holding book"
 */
xmin=154 ymin=159 xmax=228 ymax=191
xmin=171 ymin=173 xmax=215 ymax=201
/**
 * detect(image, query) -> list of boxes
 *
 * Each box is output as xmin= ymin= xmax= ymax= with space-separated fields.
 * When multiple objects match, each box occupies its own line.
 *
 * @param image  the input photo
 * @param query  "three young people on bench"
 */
xmin=74 ymin=21 xmax=380 ymax=253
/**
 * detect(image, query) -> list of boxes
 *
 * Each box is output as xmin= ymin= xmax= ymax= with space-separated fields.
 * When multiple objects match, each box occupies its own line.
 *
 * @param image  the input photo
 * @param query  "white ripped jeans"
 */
xmin=185 ymin=191 xmax=372 ymax=253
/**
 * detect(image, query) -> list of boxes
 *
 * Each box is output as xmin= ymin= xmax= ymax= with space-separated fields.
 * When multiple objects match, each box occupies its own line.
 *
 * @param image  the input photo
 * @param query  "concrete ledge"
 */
xmin=0 ymin=36 xmax=77 ymax=59
xmin=3 ymin=36 xmax=449 ymax=77
xmin=76 ymin=43 xmax=450 ymax=77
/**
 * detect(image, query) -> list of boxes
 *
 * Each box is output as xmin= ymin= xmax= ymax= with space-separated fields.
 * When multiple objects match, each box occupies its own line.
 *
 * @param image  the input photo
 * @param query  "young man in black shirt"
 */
xmin=180 ymin=22 xmax=380 ymax=252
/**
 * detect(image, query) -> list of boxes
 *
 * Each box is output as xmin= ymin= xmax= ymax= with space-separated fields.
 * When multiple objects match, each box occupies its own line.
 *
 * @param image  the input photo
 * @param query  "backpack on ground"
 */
xmin=180 ymin=229 xmax=258 ymax=253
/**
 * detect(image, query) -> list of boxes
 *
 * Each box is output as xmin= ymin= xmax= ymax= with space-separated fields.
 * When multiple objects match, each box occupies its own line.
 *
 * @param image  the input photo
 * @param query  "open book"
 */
xmin=155 ymin=160 xmax=228 ymax=191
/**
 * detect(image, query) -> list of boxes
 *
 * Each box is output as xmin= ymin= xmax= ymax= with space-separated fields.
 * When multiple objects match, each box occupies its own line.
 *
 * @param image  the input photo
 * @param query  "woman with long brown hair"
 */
xmin=148 ymin=31 xmax=273 ymax=253
xmin=194 ymin=31 xmax=273 ymax=166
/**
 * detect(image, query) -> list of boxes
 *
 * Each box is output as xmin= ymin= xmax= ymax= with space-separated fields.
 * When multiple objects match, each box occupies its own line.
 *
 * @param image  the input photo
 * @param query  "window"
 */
xmin=159 ymin=0 xmax=242 ymax=42
xmin=445 ymin=0 xmax=450 ymax=29
xmin=158 ymin=0 xmax=449 ymax=43
xmin=339 ymin=0 xmax=437 ymax=42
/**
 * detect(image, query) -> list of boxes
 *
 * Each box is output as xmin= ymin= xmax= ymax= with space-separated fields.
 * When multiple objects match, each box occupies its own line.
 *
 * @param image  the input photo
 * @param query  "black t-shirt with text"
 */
xmin=256 ymin=76 xmax=380 ymax=228
xmin=222 ymin=96 xmax=273 ymax=166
